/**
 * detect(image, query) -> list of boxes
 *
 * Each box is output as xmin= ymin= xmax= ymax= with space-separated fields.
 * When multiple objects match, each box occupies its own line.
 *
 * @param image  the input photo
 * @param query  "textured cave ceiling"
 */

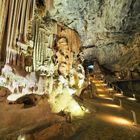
xmin=48 ymin=0 xmax=140 ymax=46
xmin=44 ymin=0 xmax=140 ymax=72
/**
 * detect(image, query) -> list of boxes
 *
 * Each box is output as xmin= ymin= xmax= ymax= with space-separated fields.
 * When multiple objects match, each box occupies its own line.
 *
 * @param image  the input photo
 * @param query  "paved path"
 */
xmin=68 ymin=78 xmax=140 ymax=140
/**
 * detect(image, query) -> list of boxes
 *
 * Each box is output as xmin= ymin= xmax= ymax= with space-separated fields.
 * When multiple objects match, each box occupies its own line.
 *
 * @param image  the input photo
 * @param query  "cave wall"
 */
xmin=83 ymin=33 xmax=140 ymax=70
xmin=46 ymin=0 xmax=140 ymax=76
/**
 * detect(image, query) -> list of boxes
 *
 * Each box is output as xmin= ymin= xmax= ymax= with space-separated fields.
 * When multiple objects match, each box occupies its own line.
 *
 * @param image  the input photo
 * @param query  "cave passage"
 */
xmin=0 ymin=0 xmax=140 ymax=140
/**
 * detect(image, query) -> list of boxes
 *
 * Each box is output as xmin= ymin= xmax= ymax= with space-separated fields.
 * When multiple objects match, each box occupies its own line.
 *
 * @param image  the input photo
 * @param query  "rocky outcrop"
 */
xmin=49 ymin=0 xmax=140 ymax=46
xmin=45 ymin=0 xmax=140 ymax=76
xmin=83 ymin=33 xmax=140 ymax=71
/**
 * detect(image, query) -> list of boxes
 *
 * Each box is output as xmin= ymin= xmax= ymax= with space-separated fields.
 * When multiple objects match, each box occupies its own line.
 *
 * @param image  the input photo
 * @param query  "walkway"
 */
xmin=69 ymin=77 xmax=140 ymax=140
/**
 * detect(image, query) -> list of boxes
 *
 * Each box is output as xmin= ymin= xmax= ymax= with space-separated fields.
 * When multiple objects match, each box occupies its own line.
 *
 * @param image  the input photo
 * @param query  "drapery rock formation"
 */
xmin=0 ymin=0 xmax=87 ymax=117
xmin=0 ymin=0 xmax=35 ymax=65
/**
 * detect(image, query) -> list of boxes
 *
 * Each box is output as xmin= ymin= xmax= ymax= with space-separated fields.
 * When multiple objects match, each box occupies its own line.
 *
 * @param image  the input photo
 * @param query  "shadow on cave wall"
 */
xmin=121 ymin=0 xmax=140 ymax=34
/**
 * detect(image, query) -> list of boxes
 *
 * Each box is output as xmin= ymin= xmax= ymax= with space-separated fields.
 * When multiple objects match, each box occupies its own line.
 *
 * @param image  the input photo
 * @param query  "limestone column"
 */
xmin=23 ymin=0 xmax=32 ymax=42
xmin=5 ymin=0 xmax=15 ymax=63
xmin=18 ymin=0 xmax=27 ymax=42
xmin=0 ymin=0 xmax=9 ymax=61
xmin=12 ymin=0 xmax=23 ymax=49
xmin=8 ymin=0 xmax=18 ymax=65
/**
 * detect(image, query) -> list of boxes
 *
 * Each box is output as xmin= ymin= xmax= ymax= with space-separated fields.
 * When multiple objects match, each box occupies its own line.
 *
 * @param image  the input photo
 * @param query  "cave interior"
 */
xmin=0 ymin=0 xmax=140 ymax=140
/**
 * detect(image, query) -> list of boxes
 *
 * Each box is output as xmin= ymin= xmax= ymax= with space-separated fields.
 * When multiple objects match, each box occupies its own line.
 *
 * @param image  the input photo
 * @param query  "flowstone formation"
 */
xmin=0 ymin=0 xmax=88 ymax=117
xmin=32 ymin=17 xmax=86 ymax=116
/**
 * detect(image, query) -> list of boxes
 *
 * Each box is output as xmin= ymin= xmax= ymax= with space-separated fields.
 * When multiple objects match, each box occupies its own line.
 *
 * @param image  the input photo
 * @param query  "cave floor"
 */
xmin=0 ymin=78 xmax=140 ymax=140
xmin=69 ymin=78 xmax=140 ymax=140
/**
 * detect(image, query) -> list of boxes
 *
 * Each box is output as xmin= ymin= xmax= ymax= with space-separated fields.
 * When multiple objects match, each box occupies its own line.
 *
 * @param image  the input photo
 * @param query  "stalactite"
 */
xmin=34 ymin=19 xmax=40 ymax=70
xmin=8 ymin=0 xmax=18 ymax=51
xmin=9 ymin=0 xmax=21 ymax=65
xmin=23 ymin=0 xmax=32 ymax=42
xmin=42 ymin=31 xmax=45 ymax=61
xmin=0 ymin=0 xmax=35 ymax=65
xmin=5 ymin=0 xmax=15 ymax=63
xmin=47 ymin=0 xmax=54 ymax=10
xmin=40 ymin=32 xmax=43 ymax=63
xmin=0 ymin=0 xmax=9 ymax=61
xmin=36 ymin=21 xmax=39 ymax=67
xmin=18 ymin=0 xmax=27 ymax=42
xmin=33 ymin=20 xmax=37 ymax=70
xmin=12 ymin=0 xmax=23 ymax=48
xmin=54 ymin=22 xmax=58 ymax=35
xmin=29 ymin=0 xmax=35 ymax=20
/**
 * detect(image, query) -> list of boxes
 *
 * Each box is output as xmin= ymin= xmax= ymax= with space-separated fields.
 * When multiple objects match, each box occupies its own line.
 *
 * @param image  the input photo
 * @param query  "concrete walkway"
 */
xmin=69 ymin=77 xmax=140 ymax=140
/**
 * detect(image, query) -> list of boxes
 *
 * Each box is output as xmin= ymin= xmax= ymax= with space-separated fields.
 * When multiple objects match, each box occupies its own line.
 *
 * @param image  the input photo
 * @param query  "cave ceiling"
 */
xmin=43 ymin=0 xmax=140 ymax=72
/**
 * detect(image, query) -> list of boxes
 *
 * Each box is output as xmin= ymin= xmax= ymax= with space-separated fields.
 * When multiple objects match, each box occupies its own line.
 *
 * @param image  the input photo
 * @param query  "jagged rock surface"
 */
xmin=47 ymin=0 xmax=140 ymax=73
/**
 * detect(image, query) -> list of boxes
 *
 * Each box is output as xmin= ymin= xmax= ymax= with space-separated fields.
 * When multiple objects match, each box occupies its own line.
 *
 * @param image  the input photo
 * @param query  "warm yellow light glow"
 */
xmin=92 ymin=80 xmax=96 ymax=83
xmin=111 ymin=116 xmax=132 ymax=125
xmin=98 ymin=80 xmax=104 ymax=83
xmin=104 ymin=97 xmax=113 ymax=100
xmin=18 ymin=135 xmax=25 ymax=140
xmin=98 ymin=94 xmax=106 ymax=97
xmin=95 ymin=83 xmax=107 ymax=87
xmin=102 ymin=83 xmax=108 ymax=86
xmin=127 ymin=97 xmax=136 ymax=101
xmin=95 ymin=84 xmax=102 ymax=87
xmin=98 ymin=94 xmax=113 ymax=100
xmin=108 ymin=88 xmax=114 ymax=91
xmin=92 ymin=80 xmax=104 ymax=84
xmin=114 ymin=93 xmax=123 ymax=97
xmin=81 ymin=106 xmax=90 ymax=113
xmin=69 ymin=102 xmax=85 ymax=116
xmin=102 ymin=103 xmax=120 ymax=108
xmin=99 ymin=115 xmax=132 ymax=125
xmin=49 ymin=91 xmax=85 ymax=117
xmin=20 ymin=137 xmax=25 ymax=140
xmin=97 ymin=88 xmax=104 ymax=92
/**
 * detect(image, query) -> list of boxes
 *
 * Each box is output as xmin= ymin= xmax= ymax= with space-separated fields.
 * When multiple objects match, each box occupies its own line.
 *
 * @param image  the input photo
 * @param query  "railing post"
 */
xmin=119 ymin=99 xmax=122 ymax=107
xmin=133 ymin=94 xmax=136 ymax=99
xmin=131 ymin=110 xmax=137 ymax=125
xmin=121 ymin=91 xmax=123 ymax=96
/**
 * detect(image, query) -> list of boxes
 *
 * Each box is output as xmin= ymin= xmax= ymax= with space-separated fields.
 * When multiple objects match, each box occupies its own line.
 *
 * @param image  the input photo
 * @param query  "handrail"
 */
xmin=103 ymin=79 xmax=123 ymax=94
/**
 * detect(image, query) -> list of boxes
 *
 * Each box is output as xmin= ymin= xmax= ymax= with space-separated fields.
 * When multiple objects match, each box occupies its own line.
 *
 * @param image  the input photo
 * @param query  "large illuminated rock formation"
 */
xmin=0 ymin=0 xmax=87 ymax=117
